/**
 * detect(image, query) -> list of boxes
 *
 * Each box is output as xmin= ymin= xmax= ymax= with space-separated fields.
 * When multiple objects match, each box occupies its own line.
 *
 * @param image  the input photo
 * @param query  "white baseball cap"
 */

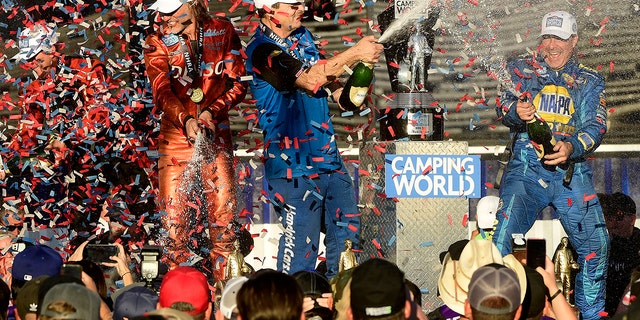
xmin=220 ymin=276 xmax=249 ymax=319
xmin=254 ymin=0 xmax=302 ymax=11
xmin=13 ymin=24 xmax=58 ymax=61
xmin=540 ymin=11 xmax=577 ymax=40
xmin=149 ymin=0 xmax=192 ymax=14
xmin=476 ymin=196 xmax=500 ymax=229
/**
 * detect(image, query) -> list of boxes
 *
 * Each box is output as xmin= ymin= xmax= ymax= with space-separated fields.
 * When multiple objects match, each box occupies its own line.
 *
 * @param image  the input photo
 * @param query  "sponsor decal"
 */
xmin=385 ymin=154 xmax=481 ymax=198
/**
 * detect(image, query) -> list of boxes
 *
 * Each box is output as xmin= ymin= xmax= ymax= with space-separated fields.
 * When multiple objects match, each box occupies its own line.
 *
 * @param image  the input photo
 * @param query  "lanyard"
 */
xmin=258 ymin=22 xmax=316 ymax=68
xmin=178 ymin=26 xmax=204 ymax=84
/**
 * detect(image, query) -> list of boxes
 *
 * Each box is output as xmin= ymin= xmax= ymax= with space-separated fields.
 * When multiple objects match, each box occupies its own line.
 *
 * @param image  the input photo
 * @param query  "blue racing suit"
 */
xmin=494 ymin=55 xmax=609 ymax=320
xmin=245 ymin=23 xmax=360 ymax=278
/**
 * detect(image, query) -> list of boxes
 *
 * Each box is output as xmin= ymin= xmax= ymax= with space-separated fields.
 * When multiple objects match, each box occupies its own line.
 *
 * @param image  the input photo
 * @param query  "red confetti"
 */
xmin=583 ymin=193 xmax=597 ymax=202
xmin=585 ymin=252 xmax=597 ymax=261
xmin=342 ymin=36 xmax=353 ymax=42
xmin=372 ymin=238 xmax=381 ymax=249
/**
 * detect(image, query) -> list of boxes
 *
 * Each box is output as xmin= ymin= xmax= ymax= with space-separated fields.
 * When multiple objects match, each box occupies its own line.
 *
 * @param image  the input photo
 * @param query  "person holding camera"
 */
xmin=69 ymin=241 xmax=134 ymax=288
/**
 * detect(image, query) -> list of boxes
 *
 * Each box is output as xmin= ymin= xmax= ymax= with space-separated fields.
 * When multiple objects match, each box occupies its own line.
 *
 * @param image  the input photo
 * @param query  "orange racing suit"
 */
xmin=144 ymin=15 xmax=247 ymax=279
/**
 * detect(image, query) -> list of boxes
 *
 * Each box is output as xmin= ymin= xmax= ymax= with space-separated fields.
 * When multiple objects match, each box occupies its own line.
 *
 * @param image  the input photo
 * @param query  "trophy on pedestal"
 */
xmin=377 ymin=0 xmax=444 ymax=141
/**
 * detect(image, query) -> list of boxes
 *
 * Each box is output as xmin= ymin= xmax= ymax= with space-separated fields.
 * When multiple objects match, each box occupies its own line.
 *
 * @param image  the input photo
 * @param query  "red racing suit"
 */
xmin=144 ymin=15 xmax=247 ymax=279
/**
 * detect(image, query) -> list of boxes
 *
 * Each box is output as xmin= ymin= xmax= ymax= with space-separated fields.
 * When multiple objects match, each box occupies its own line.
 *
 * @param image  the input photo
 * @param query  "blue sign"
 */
xmin=385 ymin=154 xmax=482 ymax=198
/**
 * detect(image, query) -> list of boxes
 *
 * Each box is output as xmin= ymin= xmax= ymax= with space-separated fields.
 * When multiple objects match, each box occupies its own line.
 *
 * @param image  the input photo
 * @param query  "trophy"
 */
xmin=338 ymin=239 xmax=359 ymax=272
xmin=553 ymin=237 xmax=580 ymax=307
xmin=377 ymin=0 xmax=444 ymax=141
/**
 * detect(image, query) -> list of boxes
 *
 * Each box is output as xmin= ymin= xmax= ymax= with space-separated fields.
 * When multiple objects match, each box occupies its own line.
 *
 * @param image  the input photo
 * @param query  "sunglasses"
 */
xmin=6 ymin=224 xmax=22 ymax=231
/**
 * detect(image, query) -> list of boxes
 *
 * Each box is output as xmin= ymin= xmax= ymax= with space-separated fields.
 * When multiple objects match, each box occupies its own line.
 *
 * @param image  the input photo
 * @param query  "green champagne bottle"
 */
xmin=526 ymin=113 xmax=558 ymax=171
xmin=339 ymin=62 xmax=374 ymax=111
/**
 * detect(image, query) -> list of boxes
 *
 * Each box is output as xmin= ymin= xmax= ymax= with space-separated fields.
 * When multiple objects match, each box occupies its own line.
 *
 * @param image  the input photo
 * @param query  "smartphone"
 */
xmin=83 ymin=244 xmax=119 ymax=263
xmin=526 ymin=238 xmax=546 ymax=269
xmin=61 ymin=264 xmax=83 ymax=280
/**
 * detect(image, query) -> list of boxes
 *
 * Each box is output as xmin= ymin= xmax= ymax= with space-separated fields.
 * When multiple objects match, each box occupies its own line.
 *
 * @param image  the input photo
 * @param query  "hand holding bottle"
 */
xmin=351 ymin=36 xmax=384 ymax=64
xmin=543 ymin=140 xmax=572 ymax=166
xmin=199 ymin=108 xmax=216 ymax=140
xmin=516 ymin=98 xmax=535 ymax=121
xmin=185 ymin=118 xmax=200 ymax=143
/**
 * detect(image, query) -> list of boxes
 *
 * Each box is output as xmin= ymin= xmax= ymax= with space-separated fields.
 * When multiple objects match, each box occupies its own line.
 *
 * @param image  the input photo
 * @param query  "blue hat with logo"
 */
xmin=11 ymin=245 xmax=63 ymax=282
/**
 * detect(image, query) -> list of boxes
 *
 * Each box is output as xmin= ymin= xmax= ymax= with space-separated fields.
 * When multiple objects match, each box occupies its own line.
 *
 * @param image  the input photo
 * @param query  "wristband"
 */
xmin=548 ymin=289 xmax=562 ymax=303
xmin=201 ymin=107 xmax=213 ymax=116
xmin=182 ymin=115 xmax=195 ymax=131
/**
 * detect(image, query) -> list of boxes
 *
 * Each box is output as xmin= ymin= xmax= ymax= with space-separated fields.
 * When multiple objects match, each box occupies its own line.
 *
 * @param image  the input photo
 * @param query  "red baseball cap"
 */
xmin=159 ymin=266 xmax=211 ymax=315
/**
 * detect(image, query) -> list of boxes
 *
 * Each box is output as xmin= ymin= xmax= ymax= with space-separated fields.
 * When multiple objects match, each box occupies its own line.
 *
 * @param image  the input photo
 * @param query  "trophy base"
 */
xmin=379 ymin=92 xmax=444 ymax=141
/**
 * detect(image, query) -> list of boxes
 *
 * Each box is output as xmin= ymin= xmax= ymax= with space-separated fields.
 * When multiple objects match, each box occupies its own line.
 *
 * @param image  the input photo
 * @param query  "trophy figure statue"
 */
xmin=214 ymin=237 xmax=253 ymax=311
xmin=338 ymin=239 xmax=358 ymax=272
xmin=407 ymin=19 xmax=433 ymax=92
xmin=553 ymin=237 xmax=580 ymax=305
xmin=225 ymin=239 xmax=252 ymax=279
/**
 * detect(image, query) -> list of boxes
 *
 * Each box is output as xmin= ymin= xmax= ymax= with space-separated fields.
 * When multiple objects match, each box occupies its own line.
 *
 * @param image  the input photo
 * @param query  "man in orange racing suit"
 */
xmin=144 ymin=0 xmax=247 ymax=280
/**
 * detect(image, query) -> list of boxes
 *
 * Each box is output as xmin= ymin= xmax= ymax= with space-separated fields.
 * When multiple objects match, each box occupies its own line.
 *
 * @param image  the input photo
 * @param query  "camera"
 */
xmin=141 ymin=245 xmax=162 ymax=288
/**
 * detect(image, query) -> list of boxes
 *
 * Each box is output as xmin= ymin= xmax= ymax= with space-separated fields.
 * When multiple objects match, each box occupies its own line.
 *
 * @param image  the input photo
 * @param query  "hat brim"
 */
xmin=502 ymin=254 xmax=528 ymax=303
xmin=539 ymin=30 xmax=574 ymax=40
xmin=438 ymin=253 xmax=467 ymax=315
xmin=12 ymin=48 xmax=39 ymax=62
xmin=149 ymin=0 xmax=186 ymax=14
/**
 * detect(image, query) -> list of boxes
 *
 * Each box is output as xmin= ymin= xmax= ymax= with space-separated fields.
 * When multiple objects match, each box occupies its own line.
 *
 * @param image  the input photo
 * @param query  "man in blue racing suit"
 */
xmin=245 ymin=0 xmax=383 ymax=278
xmin=493 ymin=11 xmax=608 ymax=320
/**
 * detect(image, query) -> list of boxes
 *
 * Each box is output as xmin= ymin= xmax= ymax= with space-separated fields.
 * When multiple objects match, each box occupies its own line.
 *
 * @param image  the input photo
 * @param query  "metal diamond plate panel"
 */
xmin=358 ymin=141 xmax=470 ymax=312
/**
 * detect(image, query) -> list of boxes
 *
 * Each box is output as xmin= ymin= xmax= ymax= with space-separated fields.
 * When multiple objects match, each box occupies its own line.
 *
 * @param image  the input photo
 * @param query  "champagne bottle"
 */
xmin=526 ymin=113 xmax=558 ymax=171
xmin=339 ymin=62 xmax=374 ymax=111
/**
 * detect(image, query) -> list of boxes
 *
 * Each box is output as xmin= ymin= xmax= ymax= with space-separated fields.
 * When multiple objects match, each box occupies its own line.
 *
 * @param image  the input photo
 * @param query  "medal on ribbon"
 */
xmin=190 ymin=87 xmax=204 ymax=103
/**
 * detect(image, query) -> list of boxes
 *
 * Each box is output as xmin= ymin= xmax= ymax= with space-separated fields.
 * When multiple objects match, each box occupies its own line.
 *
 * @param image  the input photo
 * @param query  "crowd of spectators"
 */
xmin=1 ymin=233 xmax=639 ymax=320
